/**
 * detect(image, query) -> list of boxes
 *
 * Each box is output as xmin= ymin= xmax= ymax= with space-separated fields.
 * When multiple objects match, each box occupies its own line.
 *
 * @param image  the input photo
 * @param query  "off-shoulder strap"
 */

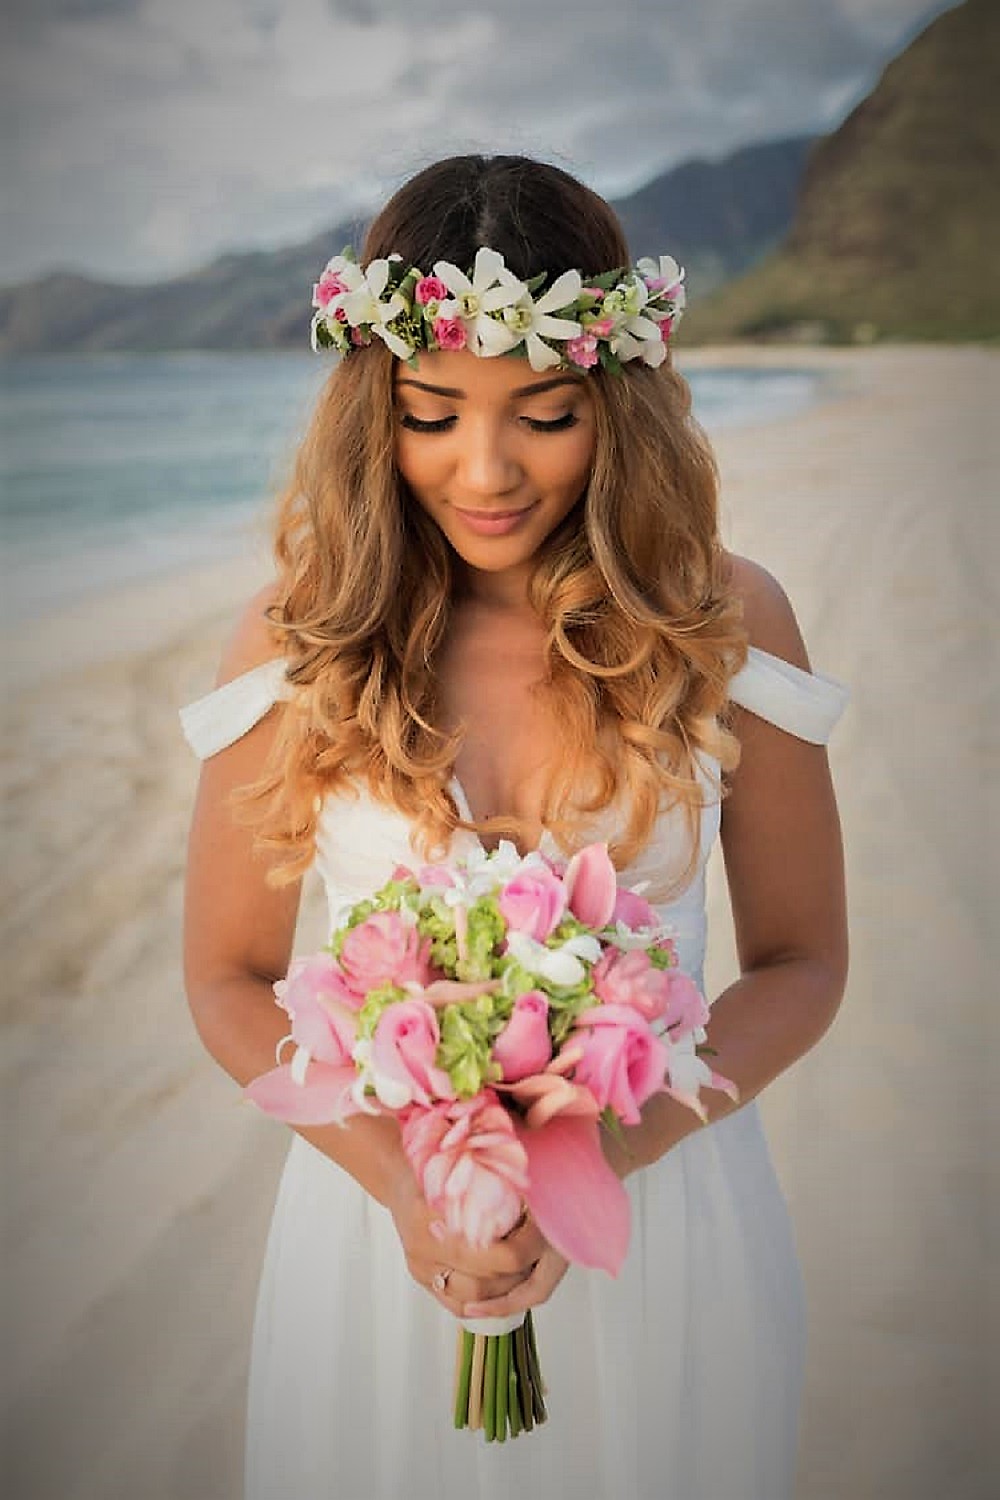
xmin=727 ymin=645 xmax=849 ymax=745
xmin=179 ymin=657 xmax=292 ymax=760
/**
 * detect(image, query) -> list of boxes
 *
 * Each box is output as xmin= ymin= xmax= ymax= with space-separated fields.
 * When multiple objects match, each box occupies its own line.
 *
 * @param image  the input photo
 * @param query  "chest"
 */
xmin=435 ymin=622 xmax=568 ymax=841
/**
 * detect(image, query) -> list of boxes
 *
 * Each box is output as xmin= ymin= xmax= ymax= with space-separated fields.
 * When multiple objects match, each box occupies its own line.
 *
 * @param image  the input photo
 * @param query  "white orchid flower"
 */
xmin=441 ymin=839 xmax=543 ymax=907
xmin=502 ymin=269 xmax=584 ymax=371
xmin=636 ymin=255 xmax=685 ymax=297
xmin=506 ymin=929 xmax=602 ymax=988
xmin=332 ymin=256 xmax=413 ymax=360
xmin=602 ymin=275 xmax=669 ymax=368
xmin=433 ymin=247 xmax=525 ymax=357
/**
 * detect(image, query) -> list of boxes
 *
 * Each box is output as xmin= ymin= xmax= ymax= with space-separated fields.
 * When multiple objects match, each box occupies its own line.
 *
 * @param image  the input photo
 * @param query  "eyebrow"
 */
xmin=395 ymin=375 xmax=583 ymax=399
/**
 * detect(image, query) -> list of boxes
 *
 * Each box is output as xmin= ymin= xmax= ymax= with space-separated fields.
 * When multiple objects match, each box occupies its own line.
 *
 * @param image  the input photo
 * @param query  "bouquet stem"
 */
xmin=452 ymin=1312 xmax=547 ymax=1441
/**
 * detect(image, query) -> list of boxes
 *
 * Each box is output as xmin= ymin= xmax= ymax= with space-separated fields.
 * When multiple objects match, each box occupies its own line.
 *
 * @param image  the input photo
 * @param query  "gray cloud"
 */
xmin=0 ymin=0 xmax=962 ymax=285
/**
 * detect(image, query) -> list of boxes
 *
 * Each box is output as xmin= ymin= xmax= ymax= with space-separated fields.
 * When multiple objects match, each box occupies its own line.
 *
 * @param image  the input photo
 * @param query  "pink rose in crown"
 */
xmin=313 ymin=270 xmax=349 ymax=308
xmin=587 ymin=317 xmax=615 ymax=338
xmin=658 ymin=316 xmax=674 ymax=342
xmin=402 ymin=1092 xmax=529 ymax=1248
xmin=433 ymin=316 xmax=467 ymax=351
xmin=563 ymin=843 xmax=617 ymax=929
xmin=370 ymin=999 xmax=455 ymax=1107
xmin=493 ymin=991 xmax=553 ymax=1081
xmin=499 ymin=865 xmax=567 ymax=942
xmin=570 ymin=1005 xmax=670 ymax=1125
xmin=338 ymin=911 xmax=434 ymax=999
xmin=415 ymin=275 xmax=449 ymax=305
xmin=566 ymin=334 xmax=599 ymax=369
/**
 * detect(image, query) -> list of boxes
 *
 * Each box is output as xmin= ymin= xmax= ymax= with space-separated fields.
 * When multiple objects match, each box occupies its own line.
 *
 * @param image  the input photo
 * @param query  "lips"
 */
xmin=452 ymin=502 xmax=538 ymax=536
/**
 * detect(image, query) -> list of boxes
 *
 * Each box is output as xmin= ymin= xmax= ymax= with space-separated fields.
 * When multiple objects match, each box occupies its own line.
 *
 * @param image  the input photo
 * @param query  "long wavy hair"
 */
xmin=230 ymin=154 xmax=749 ymax=896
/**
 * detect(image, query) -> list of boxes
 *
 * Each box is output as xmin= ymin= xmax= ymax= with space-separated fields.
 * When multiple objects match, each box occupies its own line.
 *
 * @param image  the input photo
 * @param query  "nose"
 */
xmin=456 ymin=416 xmax=522 ymax=497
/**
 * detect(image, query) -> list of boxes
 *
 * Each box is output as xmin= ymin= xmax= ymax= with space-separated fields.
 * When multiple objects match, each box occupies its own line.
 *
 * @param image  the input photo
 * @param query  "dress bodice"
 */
xmin=179 ymin=646 xmax=849 ymax=994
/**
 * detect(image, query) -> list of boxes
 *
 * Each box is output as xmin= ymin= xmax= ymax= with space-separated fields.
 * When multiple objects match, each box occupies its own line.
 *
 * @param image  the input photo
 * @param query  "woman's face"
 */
xmin=393 ymin=350 xmax=597 ymax=591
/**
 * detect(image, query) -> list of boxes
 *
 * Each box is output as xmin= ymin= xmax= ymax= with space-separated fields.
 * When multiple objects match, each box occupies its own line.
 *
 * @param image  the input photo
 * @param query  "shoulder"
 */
xmin=721 ymin=550 xmax=811 ymax=673
xmin=212 ymin=580 xmax=286 ymax=688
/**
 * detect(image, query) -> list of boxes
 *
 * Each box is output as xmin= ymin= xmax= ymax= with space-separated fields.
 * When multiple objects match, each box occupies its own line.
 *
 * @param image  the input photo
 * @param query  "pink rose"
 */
xmin=338 ymin=911 xmax=433 ymax=999
xmin=582 ymin=286 xmax=605 ymax=300
xmin=313 ymin=270 xmax=348 ymax=309
xmin=658 ymin=315 xmax=674 ymax=342
xmin=592 ymin=948 xmax=670 ymax=1023
xmin=611 ymin=886 xmax=659 ymax=930
xmin=570 ymin=1005 xmax=669 ymax=1125
xmin=493 ymin=991 xmax=553 ymax=1081
xmin=588 ymin=317 xmax=615 ymax=338
xmin=370 ymin=999 xmax=455 ymax=1108
xmin=563 ymin=842 xmax=617 ymax=929
xmin=402 ymin=1092 xmax=529 ymax=1248
xmin=499 ymin=865 xmax=567 ymax=942
xmin=273 ymin=953 xmax=358 ymax=1061
xmin=566 ymin=334 xmax=599 ymax=369
xmin=415 ymin=275 xmax=449 ymax=305
xmin=432 ymin=316 xmax=467 ymax=351
xmin=658 ymin=968 xmax=710 ymax=1035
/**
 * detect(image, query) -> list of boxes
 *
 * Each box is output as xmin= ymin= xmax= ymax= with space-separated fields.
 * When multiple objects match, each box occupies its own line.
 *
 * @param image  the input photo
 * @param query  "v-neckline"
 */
xmin=448 ymin=773 xmax=560 ymax=861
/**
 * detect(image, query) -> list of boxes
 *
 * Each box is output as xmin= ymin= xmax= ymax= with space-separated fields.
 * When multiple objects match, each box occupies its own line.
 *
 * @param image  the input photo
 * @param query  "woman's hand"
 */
xmin=387 ymin=1167 xmax=564 ymax=1318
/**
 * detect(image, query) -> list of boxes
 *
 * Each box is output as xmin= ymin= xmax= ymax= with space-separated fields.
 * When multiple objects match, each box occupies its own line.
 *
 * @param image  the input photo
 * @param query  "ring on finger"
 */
xmin=431 ymin=1268 xmax=451 ymax=1294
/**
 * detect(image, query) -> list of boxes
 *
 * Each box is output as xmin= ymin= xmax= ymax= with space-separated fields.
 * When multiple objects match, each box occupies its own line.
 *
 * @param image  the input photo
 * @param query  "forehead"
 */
xmin=393 ymin=350 xmax=587 ymax=402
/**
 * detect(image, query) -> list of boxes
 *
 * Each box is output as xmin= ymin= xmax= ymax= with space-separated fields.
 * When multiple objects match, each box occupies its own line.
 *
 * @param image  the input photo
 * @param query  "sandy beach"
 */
xmin=2 ymin=345 xmax=996 ymax=1500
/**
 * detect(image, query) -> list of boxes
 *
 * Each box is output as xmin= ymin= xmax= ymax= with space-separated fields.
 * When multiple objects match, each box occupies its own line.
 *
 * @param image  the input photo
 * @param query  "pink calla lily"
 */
xmin=245 ymin=1061 xmax=361 ymax=1125
xmin=517 ymin=1114 xmax=630 ymax=1275
xmin=563 ymin=842 xmax=617 ymax=929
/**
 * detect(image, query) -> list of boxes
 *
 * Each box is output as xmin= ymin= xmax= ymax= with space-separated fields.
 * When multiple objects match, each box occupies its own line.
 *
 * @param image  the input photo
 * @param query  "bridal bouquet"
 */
xmin=246 ymin=840 xmax=736 ymax=1441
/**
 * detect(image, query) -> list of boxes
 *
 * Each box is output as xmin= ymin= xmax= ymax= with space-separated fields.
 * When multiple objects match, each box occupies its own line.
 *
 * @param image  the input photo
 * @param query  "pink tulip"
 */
xmin=492 ymin=991 xmax=553 ymax=1081
xmin=370 ymin=999 xmax=455 ymax=1107
xmin=402 ymin=1093 xmax=529 ymax=1249
xmin=591 ymin=947 xmax=684 ymax=1025
xmin=611 ymin=886 xmax=659 ymax=930
xmin=563 ymin=843 xmax=617 ymax=929
xmin=338 ymin=911 xmax=434 ymax=999
xmin=498 ymin=866 xmax=567 ymax=942
xmin=570 ymin=1005 xmax=669 ymax=1125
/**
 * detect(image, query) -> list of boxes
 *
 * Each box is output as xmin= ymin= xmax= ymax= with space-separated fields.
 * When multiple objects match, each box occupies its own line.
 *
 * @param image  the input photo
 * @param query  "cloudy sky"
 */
xmin=1 ymin=0 xmax=959 ymax=287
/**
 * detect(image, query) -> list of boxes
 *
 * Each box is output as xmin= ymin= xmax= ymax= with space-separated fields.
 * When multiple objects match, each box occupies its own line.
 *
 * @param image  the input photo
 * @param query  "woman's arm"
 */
xmin=182 ymin=585 xmax=545 ymax=1311
xmin=606 ymin=555 xmax=850 ymax=1173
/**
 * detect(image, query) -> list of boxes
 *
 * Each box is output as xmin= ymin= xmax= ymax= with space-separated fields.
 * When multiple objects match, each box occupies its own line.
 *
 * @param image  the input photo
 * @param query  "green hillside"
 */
xmin=683 ymin=0 xmax=1000 ymax=343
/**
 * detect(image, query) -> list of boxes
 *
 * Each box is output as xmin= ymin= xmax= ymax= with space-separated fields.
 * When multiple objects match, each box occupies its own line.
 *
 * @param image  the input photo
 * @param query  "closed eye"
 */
xmin=399 ymin=412 xmax=580 ymax=434
xmin=399 ymin=414 xmax=455 ymax=433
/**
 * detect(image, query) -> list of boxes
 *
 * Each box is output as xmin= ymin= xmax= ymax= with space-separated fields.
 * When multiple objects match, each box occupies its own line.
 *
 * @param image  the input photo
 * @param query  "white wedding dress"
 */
xmin=180 ymin=645 xmax=849 ymax=1500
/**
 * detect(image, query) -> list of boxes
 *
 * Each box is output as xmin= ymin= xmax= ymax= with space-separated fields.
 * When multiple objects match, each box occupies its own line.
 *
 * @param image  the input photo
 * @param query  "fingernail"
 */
xmin=429 ymin=1220 xmax=446 ymax=1242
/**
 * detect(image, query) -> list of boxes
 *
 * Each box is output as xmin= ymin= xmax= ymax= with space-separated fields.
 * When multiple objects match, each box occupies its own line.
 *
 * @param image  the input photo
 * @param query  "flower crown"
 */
xmin=309 ymin=245 xmax=686 ymax=374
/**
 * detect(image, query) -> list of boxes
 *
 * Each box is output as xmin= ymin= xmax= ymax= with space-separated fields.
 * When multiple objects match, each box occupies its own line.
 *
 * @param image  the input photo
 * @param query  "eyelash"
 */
xmin=399 ymin=412 xmax=579 ymax=434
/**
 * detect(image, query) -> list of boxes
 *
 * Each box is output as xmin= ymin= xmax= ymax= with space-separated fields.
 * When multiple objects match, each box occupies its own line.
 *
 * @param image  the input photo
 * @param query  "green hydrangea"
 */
xmin=456 ymin=896 xmax=506 ymax=982
xmin=416 ymin=894 xmax=458 ymax=972
xmin=438 ymin=995 xmax=505 ymax=1097
xmin=357 ymin=984 xmax=408 ymax=1041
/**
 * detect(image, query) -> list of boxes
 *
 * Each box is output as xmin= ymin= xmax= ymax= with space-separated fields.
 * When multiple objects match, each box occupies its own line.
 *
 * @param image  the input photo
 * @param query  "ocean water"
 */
xmin=0 ymin=354 xmax=822 ymax=626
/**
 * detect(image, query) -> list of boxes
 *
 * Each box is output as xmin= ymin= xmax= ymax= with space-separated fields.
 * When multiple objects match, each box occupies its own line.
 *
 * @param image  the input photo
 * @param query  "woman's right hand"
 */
xmin=386 ymin=1166 xmax=546 ymax=1318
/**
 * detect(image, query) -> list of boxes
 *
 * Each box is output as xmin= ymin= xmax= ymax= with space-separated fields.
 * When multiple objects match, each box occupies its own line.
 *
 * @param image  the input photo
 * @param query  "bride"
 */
xmin=180 ymin=153 xmax=849 ymax=1499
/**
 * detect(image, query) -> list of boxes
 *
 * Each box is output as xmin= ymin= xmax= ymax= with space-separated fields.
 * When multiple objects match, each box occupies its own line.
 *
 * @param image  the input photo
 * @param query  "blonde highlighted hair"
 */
xmin=228 ymin=155 xmax=749 ymax=895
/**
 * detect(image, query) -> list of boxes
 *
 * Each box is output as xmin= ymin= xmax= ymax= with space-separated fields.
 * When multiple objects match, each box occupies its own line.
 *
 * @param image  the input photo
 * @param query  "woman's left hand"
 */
xmin=458 ymin=1217 xmax=569 ymax=1320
